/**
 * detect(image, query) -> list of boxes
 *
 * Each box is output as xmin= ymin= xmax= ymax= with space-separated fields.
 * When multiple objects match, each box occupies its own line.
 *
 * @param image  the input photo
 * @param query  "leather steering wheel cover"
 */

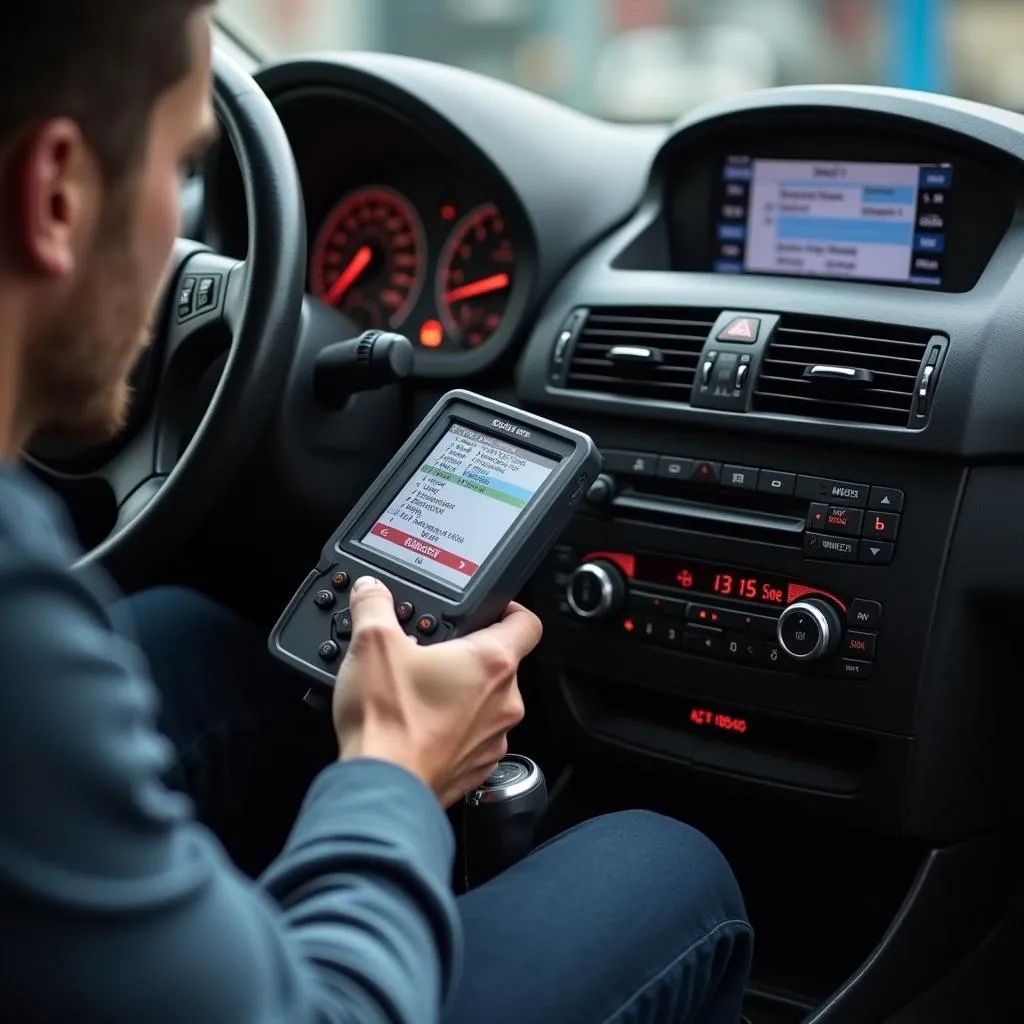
xmin=77 ymin=48 xmax=306 ymax=582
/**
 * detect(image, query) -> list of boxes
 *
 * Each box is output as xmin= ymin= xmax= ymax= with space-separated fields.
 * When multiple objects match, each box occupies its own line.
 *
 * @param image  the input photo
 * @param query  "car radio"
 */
xmin=552 ymin=548 xmax=881 ymax=680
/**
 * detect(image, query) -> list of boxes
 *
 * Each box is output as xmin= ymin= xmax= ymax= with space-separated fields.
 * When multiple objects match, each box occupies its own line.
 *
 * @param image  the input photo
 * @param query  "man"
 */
xmin=0 ymin=3 xmax=753 ymax=1022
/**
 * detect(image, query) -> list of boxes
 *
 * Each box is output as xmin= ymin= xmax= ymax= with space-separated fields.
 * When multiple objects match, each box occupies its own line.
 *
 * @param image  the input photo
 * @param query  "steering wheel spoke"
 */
xmin=162 ymin=243 xmax=246 ymax=367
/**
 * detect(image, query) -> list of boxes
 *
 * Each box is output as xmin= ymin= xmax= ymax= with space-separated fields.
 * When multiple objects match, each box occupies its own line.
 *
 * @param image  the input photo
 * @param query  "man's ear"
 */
xmin=17 ymin=118 xmax=97 ymax=278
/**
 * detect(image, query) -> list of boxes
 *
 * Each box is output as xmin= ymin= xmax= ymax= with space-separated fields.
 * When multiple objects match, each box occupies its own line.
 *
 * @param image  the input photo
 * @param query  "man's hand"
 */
xmin=332 ymin=576 xmax=541 ymax=807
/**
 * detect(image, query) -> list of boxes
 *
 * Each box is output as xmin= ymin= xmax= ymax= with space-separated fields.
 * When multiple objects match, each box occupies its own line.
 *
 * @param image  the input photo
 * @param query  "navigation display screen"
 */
xmin=712 ymin=156 xmax=953 ymax=287
xmin=360 ymin=423 xmax=558 ymax=590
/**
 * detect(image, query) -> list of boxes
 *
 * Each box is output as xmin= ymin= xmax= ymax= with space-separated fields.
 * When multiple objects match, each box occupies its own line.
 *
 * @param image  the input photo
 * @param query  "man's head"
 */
xmin=0 ymin=1 xmax=218 ymax=457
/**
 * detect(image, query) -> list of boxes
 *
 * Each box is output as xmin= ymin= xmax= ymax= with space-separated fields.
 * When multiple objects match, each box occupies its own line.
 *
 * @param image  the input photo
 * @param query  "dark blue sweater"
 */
xmin=0 ymin=464 xmax=460 ymax=1022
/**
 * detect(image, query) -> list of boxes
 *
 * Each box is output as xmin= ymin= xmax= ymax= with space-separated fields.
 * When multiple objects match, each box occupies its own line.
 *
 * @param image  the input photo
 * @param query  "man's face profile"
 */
xmin=4 ymin=6 xmax=217 ymax=448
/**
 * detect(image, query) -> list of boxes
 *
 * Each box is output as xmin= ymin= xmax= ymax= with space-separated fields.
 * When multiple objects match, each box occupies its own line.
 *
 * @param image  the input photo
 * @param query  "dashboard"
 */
xmin=202 ymin=55 xmax=1024 ymax=855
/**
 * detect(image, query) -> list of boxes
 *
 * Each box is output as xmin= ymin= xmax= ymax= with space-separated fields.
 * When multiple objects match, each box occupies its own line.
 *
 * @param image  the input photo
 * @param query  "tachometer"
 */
xmin=436 ymin=203 xmax=515 ymax=349
xmin=310 ymin=186 xmax=426 ymax=330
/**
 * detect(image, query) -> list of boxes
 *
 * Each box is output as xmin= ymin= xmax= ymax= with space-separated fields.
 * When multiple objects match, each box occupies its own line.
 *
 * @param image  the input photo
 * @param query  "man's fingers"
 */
xmin=469 ymin=602 xmax=543 ymax=662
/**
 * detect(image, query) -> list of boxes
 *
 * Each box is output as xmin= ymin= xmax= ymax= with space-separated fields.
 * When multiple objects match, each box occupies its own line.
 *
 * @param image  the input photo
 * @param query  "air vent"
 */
xmin=753 ymin=315 xmax=935 ymax=428
xmin=565 ymin=307 xmax=716 ymax=402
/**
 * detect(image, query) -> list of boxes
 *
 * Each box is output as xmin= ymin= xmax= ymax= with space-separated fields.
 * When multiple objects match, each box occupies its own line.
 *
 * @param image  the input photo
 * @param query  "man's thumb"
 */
xmin=348 ymin=576 xmax=402 ymax=634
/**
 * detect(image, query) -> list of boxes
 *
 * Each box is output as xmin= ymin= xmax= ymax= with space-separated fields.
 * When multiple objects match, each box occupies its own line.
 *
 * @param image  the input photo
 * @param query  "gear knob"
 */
xmin=463 ymin=755 xmax=547 ymax=888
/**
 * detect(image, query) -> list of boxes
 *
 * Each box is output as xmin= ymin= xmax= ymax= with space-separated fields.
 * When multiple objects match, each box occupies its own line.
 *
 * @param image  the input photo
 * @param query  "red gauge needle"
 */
xmin=444 ymin=272 xmax=510 ymax=305
xmin=326 ymin=244 xmax=373 ymax=305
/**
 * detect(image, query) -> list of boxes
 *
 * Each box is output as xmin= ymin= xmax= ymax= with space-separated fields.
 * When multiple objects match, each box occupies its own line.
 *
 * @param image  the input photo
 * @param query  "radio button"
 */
xmin=863 ymin=511 xmax=900 ymax=541
xmin=868 ymin=486 xmax=904 ymax=512
xmin=843 ymin=631 xmax=876 ymax=658
xmin=804 ymin=532 xmax=857 ymax=562
xmin=658 ymin=621 xmax=685 ymax=647
xmin=758 ymin=470 xmax=796 ymax=496
xmin=834 ymin=659 xmax=873 ymax=680
xmin=723 ymin=465 xmax=758 ymax=490
xmin=687 ymin=604 xmax=725 ymax=627
xmin=603 ymin=450 xmax=658 ymax=476
xmin=691 ymin=460 xmax=721 ymax=484
xmin=683 ymin=626 xmax=723 ymax=656
xmin=807 ymin=503 xmax=863 ymax=536
xmin=657 ymin=456 xmax=693 ymax=480
xmin=567 ymin=561 xmax=626 ymax=619
xmin=796 ymin=476 xmax=870 ymax=507
xmin=859 ymin=540 xmax=894 ymax=566
xmin=848 ymin=599 xmax=882 ymax=629
xmin=761 ymin=640 xmax=783 ymax=667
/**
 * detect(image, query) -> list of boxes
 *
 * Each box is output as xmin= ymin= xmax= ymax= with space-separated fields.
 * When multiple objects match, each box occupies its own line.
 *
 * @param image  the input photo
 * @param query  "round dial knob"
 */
xmin=566 ymin=560 xmax=626 ymax=620
xmin=777 ymin=598 xmax=843 ymax=662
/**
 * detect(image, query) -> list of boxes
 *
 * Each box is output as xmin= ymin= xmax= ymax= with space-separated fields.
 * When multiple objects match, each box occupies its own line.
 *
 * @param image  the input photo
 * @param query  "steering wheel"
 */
xmin=28 ymin=50 xmax=305 ymax=586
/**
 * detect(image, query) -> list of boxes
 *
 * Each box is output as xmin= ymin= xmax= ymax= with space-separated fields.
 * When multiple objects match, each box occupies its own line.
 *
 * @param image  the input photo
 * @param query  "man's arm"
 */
xmin=0 ymin=530 xmax=460 ymax=1022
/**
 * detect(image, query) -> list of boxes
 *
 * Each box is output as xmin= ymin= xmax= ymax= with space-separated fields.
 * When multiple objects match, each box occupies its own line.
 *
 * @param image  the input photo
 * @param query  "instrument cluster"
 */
xmin=308 ymin=173 xmax=519 ymax=354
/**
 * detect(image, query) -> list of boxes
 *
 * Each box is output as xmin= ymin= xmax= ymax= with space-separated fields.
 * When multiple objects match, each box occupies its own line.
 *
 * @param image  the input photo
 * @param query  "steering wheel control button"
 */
xmin=843 ymin=631 xmax=876 ymax=659
xmin=859 ymin=540 xmax=894 ymax=565
xmin=796 ymin=476 xmax=870 ymax=507
xmin=757 ymin=470 xmax=796 ymax=496
xmin=848 ymin=600 xmax=882 ymax=629
xmin=416 ymin=614 xmax=439 ymax=637
xmin=717 ymin=315 xmax=761 ymax=344
xmin=313 ymin=589 xmax=336 ymax=609
xmin=868 ymin=486 xmax=904 ymax=512
xmin=723 ymin=465 xmax=757 ymax=490
xmin=395 ymin=601 xmax=415 ymax=625
xmin=863 ymin=511 xmax=900 ymax=541
xmin=318 ymin=640 xmax=340 ymax=663
xmin=803 ymin=532 xmax=857 ymax=562
xmin=331 ymin=571 xmax=351 ymax=591
xmin=807 ymin=504 xmax=863 ymax=536
xmin=777 ymin=599 xmax=842 ymax=662
xmin=602 ymin=450 xmax=657 ymax=476
xmin=690 ymin=460 xmax=721 ymax=484
xmin=196 ymin=276 xmax=217 ymax=311
xmin=656 ymin=455 xmax=694 ymax=481
xmin=332 ymin=610 xmax=354 ymax=641
xmin=176 ymin=276 xmax=196 ymax=320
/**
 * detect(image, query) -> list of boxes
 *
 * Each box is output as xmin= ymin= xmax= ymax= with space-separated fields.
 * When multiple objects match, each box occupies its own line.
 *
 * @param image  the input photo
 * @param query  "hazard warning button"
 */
xmin=716 ymin=316 xmax=761 ymax=343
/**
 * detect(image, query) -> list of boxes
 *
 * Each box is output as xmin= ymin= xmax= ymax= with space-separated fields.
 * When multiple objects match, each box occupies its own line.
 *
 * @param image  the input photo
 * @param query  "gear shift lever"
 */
xmin=462 ymin=755 xmax=547 ymax=889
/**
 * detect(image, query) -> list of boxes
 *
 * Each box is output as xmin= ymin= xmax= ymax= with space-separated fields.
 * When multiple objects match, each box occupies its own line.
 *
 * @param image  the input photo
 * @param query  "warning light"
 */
xmin=441 ymin=203 xmax=457 ymax=221
xmin=622 ymin=618 xmax=636 ymax=633
xmin=677 ymin=569 xmax=694 ymax=589
xmin=419 ymin=319 xmax=444 ymax=348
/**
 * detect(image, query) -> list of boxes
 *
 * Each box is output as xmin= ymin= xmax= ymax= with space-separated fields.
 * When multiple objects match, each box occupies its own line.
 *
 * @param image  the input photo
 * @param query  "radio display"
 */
xmin=712 ymin=156 xmax=953 ymax=287
xmin=635 ymin=555 xmax=790 ymax=606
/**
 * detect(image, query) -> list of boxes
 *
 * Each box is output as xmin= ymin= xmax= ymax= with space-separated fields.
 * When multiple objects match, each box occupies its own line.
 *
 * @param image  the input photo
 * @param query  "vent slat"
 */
xmin=565 ymin=307 xmax=716 ymax=404
xmin=753 ymin=315 xmax=933 ymax=428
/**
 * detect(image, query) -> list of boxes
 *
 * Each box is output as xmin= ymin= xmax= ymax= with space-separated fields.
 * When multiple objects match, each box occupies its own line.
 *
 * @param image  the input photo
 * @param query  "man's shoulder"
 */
xmin=0 ymin=463 xmax=80 ymax=566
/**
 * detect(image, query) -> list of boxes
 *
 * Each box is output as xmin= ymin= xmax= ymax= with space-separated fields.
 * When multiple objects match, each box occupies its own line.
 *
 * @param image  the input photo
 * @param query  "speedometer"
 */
xmin=436 ymin=203 xmax=515 ymax=349
xmin=309 ymin=186 xmax=426 ymax=330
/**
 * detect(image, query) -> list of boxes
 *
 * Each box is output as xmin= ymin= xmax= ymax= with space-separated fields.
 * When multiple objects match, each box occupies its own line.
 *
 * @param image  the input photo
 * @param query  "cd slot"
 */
xmin=609 ymin=490 xmax=804 ymax=545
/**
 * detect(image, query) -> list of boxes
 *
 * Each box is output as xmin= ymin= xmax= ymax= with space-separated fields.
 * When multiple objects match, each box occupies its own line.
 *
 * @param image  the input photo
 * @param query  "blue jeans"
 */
xmin=128 ymin=587 xmax=753 ymax=1024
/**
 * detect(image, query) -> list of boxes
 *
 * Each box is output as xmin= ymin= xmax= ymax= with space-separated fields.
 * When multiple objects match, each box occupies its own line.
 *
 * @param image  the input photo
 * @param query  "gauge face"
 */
xmin=310 ymin=186 xmax=426 ymax=329
xmin=436 ymin=203 xmax=515 ymax=349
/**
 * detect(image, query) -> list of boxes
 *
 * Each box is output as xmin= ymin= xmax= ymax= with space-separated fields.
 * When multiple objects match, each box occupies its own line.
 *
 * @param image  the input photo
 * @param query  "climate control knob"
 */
xmin=566 ymin=560 xmax=626 ymax=620
xmin=777 ymin=598 xmax=842 ymax=662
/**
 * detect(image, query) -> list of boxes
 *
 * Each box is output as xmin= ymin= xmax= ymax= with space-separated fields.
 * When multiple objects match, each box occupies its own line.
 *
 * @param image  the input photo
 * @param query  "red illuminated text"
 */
xmin=689 ymin=708 xmax=749 ymax=734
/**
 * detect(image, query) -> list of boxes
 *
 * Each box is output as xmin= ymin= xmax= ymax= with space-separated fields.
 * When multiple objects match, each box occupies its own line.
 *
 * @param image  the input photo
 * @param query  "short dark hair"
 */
xmin=0 ymin=1 xmax=213 ymax=182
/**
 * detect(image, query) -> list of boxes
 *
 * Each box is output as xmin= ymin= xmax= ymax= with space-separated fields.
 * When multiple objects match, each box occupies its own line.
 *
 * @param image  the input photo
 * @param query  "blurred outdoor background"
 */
xmin=218 ymin=0 xmax=1024 ymax=121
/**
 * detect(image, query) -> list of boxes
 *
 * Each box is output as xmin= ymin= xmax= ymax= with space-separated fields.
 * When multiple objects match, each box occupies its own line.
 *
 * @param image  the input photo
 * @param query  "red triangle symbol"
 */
xmin=724 ymin=318 xmax=755 ymax=339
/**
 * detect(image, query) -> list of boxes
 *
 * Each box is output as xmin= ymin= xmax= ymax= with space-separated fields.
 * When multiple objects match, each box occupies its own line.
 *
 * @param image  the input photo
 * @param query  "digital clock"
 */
xmin=635 ymin=555 xmax=790 ymax=607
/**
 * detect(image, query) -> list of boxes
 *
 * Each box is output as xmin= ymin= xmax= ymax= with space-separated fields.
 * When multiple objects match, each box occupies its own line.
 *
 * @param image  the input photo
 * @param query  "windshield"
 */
xmin=218 ymin=0 xmax=1024 ymax=122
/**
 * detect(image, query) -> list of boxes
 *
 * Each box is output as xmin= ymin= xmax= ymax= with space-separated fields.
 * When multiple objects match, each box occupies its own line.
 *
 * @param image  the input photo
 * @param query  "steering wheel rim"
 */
xmin=64 ymin=49 xmax=305 ymax=584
